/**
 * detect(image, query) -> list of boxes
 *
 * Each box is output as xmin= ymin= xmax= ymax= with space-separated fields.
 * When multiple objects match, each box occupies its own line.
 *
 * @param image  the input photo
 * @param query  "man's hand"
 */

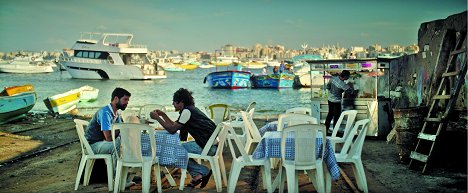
xmin=149 ymin=110 xmax=159 ymax=119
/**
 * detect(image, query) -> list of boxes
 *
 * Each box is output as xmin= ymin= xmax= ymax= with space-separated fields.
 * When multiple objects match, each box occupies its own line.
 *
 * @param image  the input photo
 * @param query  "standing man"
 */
xmin=150 ymin=88 xmax=216 ymax=189
xmin=84 ymin=87 xmax=135 ymax=186
xmin=325 ymin=70 xmax=355 ymax=134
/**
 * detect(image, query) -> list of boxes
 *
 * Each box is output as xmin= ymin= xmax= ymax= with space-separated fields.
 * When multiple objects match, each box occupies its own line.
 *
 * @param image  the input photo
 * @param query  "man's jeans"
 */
xmin=90 ymin=139 xmax=121 ymax=174
xmin=182 ymin=141 xmax=217 ymax=177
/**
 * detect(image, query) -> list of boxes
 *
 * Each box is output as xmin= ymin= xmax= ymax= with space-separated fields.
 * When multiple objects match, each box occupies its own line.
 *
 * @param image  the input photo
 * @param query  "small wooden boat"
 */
xmin=78 ymin=85 xmax=99 ymax=102
xmin=0 ymin=84 xmax=34 ymax=96
xmin=251 ymin=73 xmax=295 ymax=88
xmin=175 ymin=63 xmax=198 ymax=70
xmin=0 ymin=91 xmax=37 ymax=124
xmin=43 ymin=89 xmax=81 ymax=114
xmin=204 ymin=70 xmax=252 ymax=89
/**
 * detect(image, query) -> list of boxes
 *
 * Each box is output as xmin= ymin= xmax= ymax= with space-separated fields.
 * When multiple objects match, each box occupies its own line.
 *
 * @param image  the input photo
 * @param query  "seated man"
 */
xmin=150 ymin=88 xmax=216 ymax=189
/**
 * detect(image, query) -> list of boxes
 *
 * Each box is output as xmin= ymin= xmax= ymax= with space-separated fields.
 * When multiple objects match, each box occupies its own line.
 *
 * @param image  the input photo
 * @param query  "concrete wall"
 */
xmin=389 ymin=11 xmax=467 ymax=109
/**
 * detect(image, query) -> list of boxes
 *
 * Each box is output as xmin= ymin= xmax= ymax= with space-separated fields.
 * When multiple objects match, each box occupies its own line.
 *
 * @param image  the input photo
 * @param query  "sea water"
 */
xmin=0 ymin=68 xmax=313 ymax=117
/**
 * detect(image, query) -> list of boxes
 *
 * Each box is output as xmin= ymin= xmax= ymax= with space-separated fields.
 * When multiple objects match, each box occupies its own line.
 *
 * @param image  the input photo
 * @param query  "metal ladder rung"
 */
xmin=410 ymin=151 xmax=428 ymax=163
xmin=442 ymin=71 xmax=459 ymax=77
xmin=418 ymin=133 xmax=437 ymax=141
xmin=450 ymin=49 xmax=466 ymax=56
xmin=433 ymin=95 xmax=451 ymax=100
xmin=424 ymin=117 xmax=441 ymax=122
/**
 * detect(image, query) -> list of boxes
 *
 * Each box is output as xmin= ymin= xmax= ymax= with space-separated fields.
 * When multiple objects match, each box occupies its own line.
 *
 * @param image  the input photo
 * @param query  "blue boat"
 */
xmin=251 ymin=73 xmax=295 ymax=88
xmin=204 ymin=70 xmax=252 ymax=89
xmin=0 ymin=91 xmax=37 ymax=124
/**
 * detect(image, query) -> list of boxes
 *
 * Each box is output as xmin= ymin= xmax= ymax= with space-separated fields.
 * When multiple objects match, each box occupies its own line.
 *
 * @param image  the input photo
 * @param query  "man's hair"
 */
xmin=111 ymin=87 xmax=131 ymax=101
xmin=340 ymin=70 xmax=351 ymax=79
xmin=173 ymin=88 xmax=194 ymax=106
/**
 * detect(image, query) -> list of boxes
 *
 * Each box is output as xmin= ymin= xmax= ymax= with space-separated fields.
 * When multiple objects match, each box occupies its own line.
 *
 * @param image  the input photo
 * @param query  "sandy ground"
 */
xmin=0 ymin=113 xmax=466 ymax=193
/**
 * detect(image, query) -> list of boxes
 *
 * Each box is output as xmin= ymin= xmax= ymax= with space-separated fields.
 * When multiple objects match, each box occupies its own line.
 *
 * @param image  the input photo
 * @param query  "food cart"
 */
xmin=305 ymin=58 xmax=393 ymax=137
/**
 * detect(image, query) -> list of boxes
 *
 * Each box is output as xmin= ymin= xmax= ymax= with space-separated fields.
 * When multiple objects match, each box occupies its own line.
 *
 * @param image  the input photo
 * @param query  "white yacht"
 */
xmin=60 ymin=32 xmax=166 ymax=80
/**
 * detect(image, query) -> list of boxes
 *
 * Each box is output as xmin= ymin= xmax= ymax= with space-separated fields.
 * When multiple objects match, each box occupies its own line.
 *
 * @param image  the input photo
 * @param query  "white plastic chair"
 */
xmin=185 ymin=122 xmax=230 ymax=192
xmin=225 ymin=124 xmax=273 ymax=193
xmin=285 ymin=106 xmax=311 ymax=115
xmin=112 ymin=123 xmax=162 ymax=193
xmin=229 ymin=102 xmax=256 ymax=144
xmin=208 ymin=103 xmax=229 ymax=125
xmin=333 ymin=119 xmax=370 ymax=193
xmin=277 ymin=113 xmax=318 ymax=131
xmin=329 ymin=110 xmax=358 ymax=150
xmin=73 ymin=119 xmax=114 ymax=191
xmin=273 ymin=113 xmax=319 ymax=169
xmin=278 ymin=124 xmax=326 ymax=193
xmin=240 ymin=111 xmax=263 ymax=153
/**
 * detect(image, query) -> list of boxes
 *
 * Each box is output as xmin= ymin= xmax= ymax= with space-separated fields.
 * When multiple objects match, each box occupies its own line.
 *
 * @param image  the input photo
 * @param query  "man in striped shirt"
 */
xmin=325 ymin=70 xmax=355 ymax=133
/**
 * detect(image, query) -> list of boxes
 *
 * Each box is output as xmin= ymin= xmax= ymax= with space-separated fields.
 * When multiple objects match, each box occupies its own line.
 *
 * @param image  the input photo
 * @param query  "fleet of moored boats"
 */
xmin=0 ymin=32 xmax=318 ymax=124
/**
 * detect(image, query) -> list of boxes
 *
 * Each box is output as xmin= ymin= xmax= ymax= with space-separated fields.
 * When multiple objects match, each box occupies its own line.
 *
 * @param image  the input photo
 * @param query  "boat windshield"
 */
xmin=120 ymin=53 xmax=150 ymax=65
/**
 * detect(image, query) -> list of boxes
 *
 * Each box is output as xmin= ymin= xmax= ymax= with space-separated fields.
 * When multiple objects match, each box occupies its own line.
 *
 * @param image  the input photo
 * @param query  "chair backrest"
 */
xmin=225 ymin=123 xmax=253 ymax=162
xmin=281 ymin=124 xmax=326 ymax=166
xmin=200 ymin=122 xmax=230 ymax=156
xmin=331 ymin=110 xmax=358 ymax=138
xmin=74 ymin=119 xmax=94 ymax=156
xmin=285 ymin=107 xmax=311 ymax=115
xmin=139 ymin=104 xmax=166 ymax=124
xmin=277 ymin=113 xmax=318 ymax=131
xmin=208 ymin=103 xmax=229 ymax=125
xmin=245 ymin=101 xmax=256 ymax=117
xmin=112 ymin=123 xmax=156 ymax=163
xmin=337 ymin=119 xmax=370 ymax=159
xmin=241 ymin=111 xmax=262 ymax=141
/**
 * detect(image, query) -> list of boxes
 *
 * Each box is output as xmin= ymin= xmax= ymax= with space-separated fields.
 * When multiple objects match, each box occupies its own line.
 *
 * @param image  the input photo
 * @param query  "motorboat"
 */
xmin=43 ymin=88 xmax=81 ymax=114
xmin=0 ymin=84 xmax=34 ymax=96
xmin=60 ymin=32 xmax=166 ymax=80
xmin=0 ymin=55 xmax=54 ymax=73
xmin=241 ymin=61 xmax=267 ymax=69
xmin=78 ymin=85 xmax=99 ymax=102
xmin=204 ymin=70 xmax=252 ymax=89
xmin=0 ymin=91 xmax=37 ymax=124
xmin=251 ymin=73 xmax=295 ymax=88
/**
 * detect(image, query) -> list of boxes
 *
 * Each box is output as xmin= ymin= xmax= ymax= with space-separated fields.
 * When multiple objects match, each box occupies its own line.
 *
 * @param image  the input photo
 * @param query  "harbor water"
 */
xmin=0 ymin=67 xmax=313 ymax=118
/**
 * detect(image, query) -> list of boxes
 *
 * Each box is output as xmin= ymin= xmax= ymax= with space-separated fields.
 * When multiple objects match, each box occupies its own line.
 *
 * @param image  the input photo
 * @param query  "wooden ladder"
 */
xmin=409 ymin=30 xmax=467 ymax=173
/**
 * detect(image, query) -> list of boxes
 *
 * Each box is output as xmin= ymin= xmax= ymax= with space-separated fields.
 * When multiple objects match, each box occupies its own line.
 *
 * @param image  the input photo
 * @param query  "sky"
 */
xmin=0 ymin=0 xmax=466 ymax=53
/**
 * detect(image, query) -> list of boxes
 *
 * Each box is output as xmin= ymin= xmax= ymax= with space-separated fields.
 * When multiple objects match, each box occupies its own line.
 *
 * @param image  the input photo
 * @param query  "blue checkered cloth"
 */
xmin=141 ymin=131 xmax=188 ymax=169
xmin=259 ymin=121 xmax=280 ymax=136
xmin=252 ymin=131 xmax=341 ymax=181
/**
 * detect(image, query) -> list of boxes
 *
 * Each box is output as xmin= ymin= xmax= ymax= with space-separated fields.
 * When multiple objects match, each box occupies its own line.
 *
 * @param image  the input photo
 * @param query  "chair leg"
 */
xmin=218 ymin=154 xmax=228 ymax=187
xmin=354 ymin=159 xmax=368 ymax=193
xmin=261 ymin=161 xmax=273 ymax=193
xmin=142 ymin=163 xmax=151 ymax=193
xmin=179 ymin=169 xmax=187 ymax=190
xmin=210 ymin=158 xmax=222 ymax=192
xmin=154 ymin=164 xmax=162 ymax=193
xmin=278 ymin=167 xmax=285 ymax=193
xmin=104 ymin=158 xmax=114 ymax=191
xmin=74 ymin=156 xmax=87 ymax=190
xmin=83 ymin=159 xmax=95 ymax=186
xmin=315 ymin=164 xmax=325 ymax=193
xmin=113 ymin=161 xmax=123 ymax=193
xmin=285 ymin=166 xmax=296 ymax=193
xmin=120 ymin=166 xmax=129 ymax=192
xmin=227 ymin=161 xmax=242 ymax=193
xmin=162 ymin=167 xmax=176 ymax=187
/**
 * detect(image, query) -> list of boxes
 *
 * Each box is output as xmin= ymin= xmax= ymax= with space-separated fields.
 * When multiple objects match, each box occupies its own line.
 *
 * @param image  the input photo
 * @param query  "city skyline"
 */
xmin=0 ymin=0 xmax=466 ymax=53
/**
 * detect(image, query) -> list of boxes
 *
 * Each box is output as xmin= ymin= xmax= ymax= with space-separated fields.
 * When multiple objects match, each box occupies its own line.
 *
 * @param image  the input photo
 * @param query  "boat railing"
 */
xmin=60 ymin=57 xmax=111 ymax=65
xmin=106 ymin=43 xmax=147 ymax=49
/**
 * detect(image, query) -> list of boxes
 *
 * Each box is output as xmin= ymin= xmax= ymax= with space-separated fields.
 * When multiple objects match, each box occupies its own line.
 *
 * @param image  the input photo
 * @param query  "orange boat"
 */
xmin=0 ymin=84 xmax=34 ymax=96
